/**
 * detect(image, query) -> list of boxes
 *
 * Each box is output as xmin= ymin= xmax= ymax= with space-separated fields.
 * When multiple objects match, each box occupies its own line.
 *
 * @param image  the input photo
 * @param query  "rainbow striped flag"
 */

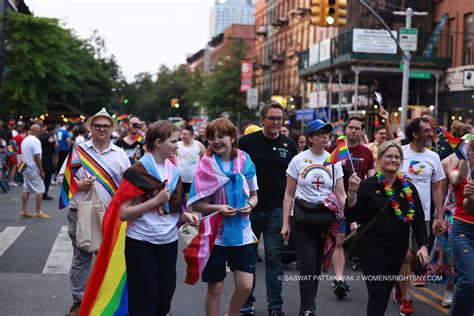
xmin=17 ymin=161 xmax=26 ymax=174
xmin=58 ymin=146 xmax=79 ymax=209
xmin=454 ymin=139 xmax=469 ymax=160
xmin=116 ymin=114 xmax=129 ymax=121
xmin=134 ymin=132 xmax=144 ymax=144
xmin=445 ymin=131 xmax=461 ymax=149
xmin=6 ymin=145 xmax=15 ymax=156
xmin=324 ymin=138 xmax=349 ymax=166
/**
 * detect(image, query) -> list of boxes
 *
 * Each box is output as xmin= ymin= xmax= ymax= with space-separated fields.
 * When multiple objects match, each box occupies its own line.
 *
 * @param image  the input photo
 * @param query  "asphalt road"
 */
xmin=0 ymin=184 xmax=449 ymax=315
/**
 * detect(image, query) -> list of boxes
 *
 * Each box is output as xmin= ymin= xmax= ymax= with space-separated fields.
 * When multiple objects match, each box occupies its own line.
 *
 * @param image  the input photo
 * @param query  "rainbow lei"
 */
xmin=376 ymin=171 xmax=416 ymax=222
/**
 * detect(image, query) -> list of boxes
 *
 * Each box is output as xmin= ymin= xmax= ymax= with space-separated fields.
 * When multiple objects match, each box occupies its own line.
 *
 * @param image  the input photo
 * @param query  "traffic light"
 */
xmin=335 ymin=0 xmax=347 ymax=26
xmin=326 ymin=0 xmax=336 ymax=25
xmin=309 ymin=0 xmax=326 ymax=26
xmin=123 ymin=98 xmax=129 ymax=104
xmin=170 ymin=98 xmax=180 ymax=108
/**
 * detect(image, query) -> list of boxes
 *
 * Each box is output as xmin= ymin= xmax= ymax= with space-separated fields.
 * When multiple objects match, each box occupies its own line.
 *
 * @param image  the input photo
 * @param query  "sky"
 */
xmin=27 ymin=0 xmax=215 ymax=81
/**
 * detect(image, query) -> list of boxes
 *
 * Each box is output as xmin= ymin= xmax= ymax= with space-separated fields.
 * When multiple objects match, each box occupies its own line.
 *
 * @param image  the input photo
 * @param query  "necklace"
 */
xmin=376 ymin=171 xmax=415 ymax=222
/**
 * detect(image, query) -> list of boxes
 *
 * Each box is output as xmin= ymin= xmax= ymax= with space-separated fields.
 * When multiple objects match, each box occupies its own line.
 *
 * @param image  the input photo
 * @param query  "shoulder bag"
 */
xmin=342 ymin=200 xmax=389 ymax=253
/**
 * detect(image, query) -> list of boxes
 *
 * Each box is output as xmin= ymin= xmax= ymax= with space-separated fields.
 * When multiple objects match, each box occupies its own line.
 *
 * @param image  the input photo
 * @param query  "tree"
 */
xmin=1 ymin=12 xmax=120 ymax=116
xmin=198 ymin=38 xmax=254 ymax=122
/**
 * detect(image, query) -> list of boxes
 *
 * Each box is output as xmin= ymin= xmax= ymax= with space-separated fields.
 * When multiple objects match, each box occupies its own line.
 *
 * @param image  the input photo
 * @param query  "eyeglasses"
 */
xmin=93 ymin=124 xmax=112 ymax=131
xmin=419 ymin=128 xmax=432 ymax=134
xmin=382 ymin=154 xmax=402 ymax=161
xmin=264 ymin=116 xmax=284 ymax=122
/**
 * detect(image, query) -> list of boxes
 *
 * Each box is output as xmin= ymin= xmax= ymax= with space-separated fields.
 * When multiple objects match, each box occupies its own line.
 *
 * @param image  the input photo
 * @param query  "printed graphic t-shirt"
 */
xmin=401 ymin=145 xmax=445 ymax=220
xmin=287 ymin=149 xmax=343 ymax=204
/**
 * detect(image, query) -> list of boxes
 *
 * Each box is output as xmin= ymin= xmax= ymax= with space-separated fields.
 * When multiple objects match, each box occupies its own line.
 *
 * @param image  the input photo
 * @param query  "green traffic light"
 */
xmin=327 ymin=15 xmax=335 ymax=25
xmin=123 ymin=99 xmax=129 ymax=104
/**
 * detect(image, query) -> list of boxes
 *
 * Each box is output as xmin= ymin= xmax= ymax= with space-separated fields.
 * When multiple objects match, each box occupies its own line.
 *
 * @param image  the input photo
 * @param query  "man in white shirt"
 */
xmin=396 ymin=117 xmax=446 ymax=315
xmin=58 ymin=108 xmax=130 ymax=316
xmin=19 ymin=124 xmax=50 ymax=219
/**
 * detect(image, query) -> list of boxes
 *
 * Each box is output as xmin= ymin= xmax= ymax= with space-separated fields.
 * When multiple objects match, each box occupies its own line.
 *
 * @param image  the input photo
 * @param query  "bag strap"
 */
xmin=356 ymin=199 xmax=389 ymax=238
xmin=332 ymin=164 xmax=335 ymax=191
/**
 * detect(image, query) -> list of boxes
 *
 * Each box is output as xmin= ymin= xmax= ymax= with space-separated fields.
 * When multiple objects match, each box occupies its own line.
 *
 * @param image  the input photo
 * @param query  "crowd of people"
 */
xmin=1 ymin=101 xmax=473 ymax=316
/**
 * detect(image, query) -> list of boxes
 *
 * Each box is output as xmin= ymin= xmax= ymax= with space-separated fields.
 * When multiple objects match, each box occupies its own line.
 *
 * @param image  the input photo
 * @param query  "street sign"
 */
xmin=352 ymin=29 xmax=398 ymax=54
xmin=399 ymin=64 xmax=431 ymax=79
xmin=246 ymin=88 xmax=259 ymax=108
xmin=296 ymin=109 xmax=316 ymax=121
xmin=400 ymin=28 xmax=418 ymax=52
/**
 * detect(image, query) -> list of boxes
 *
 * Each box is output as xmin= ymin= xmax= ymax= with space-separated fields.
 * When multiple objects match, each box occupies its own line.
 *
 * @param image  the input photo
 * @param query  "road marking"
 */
xmin=42 ymin=226 xmax=73 ymax=274
xmin=410 ymin=290 xmax=449 ymax=314
xmin=0 ymin=226 xmax=25 ymax=256
xmin=417 ymin=286 xmax=444 ymax=302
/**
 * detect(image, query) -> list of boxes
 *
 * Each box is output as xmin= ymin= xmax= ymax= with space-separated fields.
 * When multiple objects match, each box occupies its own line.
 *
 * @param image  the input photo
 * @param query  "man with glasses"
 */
xmin=58 ymin=108 xmax=130 ymax=316
xmin=331 ymin=116 xmax=375 ymax=298
xmin=115 ymin=116 xmax=145 ymax=165
xmin=238 ymin=101 xmax=297 ymax=316
xmin=395 ymin=117 xmax=446 ymax=315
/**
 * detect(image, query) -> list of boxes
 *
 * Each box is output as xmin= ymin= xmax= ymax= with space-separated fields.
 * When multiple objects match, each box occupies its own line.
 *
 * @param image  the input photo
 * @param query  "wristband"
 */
xmin=247 ymin=201 xmax=254 ymax=209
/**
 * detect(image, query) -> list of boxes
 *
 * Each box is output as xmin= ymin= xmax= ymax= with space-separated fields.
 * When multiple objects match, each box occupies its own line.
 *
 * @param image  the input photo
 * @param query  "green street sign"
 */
xmin=399 ymin=64 xmax=431 ymax=79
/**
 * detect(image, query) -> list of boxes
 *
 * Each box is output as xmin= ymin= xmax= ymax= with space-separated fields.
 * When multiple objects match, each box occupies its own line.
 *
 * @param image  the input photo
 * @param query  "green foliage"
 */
xmin=1 ymin=12 xmax=119 ymax=116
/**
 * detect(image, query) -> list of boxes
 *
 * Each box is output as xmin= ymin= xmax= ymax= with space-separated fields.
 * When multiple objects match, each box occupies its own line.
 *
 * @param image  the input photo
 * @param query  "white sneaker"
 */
xmin=441 ymin=290 xmax=453 ymax=307
xmin=9 ymin=182 xmax=18 ymax=187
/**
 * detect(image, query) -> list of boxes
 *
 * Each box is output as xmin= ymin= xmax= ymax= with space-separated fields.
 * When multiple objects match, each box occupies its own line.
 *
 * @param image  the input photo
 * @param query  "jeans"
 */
xmin=290 ymin=218 xmax=324 ymax=312
xmin=125 ymin=237 xmax=178 ymax=316
xmin=449 ymin=219 xmax=474 ymax=316
xmin=359 ymin=253 xmax=403 ymax=316
xmin=246 ymin=207 xmax=284 ymax=310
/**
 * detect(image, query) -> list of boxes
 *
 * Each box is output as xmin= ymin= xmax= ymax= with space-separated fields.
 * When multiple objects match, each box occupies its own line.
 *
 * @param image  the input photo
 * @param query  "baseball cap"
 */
xmin=244 ymin=124 xmax=262 ymax=135
xmin=304 ymin=119 xmax=333 ymax=136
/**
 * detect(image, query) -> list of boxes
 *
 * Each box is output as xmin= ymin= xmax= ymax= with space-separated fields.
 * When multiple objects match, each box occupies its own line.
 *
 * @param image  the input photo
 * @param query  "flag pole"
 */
xmin=345 ymin=139 xmax=356 ymax=174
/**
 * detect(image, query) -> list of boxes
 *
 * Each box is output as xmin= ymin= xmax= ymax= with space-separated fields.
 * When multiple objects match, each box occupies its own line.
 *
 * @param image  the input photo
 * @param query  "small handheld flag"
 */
xmin=454 ymin=139 xmax=469 ymax=161
xmin=134 ymin=132 xmax=144 ymax=144
xmin=374 ymin=91 xmax=383 ymax=106
xmin=6 ymin=145 xmax=15 ymax=156
xmin=445 ymin=130 xmax=461 ymax=149
xmin=324 ymin=139 xmax=349 ymax=166
xmin=17 ymin=161 xmax=26 ymax=174
xmin=59 ymin=146 xmax=79 ymax=209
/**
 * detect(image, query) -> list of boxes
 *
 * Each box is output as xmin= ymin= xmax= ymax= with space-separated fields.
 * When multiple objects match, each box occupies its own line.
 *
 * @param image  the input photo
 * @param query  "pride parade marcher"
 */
xmin=345 ymin=140 xmax=429 ymax=316
xmin=187 ymin=118 xmax=259 ymax=316
xmin=57 ymin=108 xmax=130 ymax=316
xmin=281 ymin=119 xmax=346 ymax=316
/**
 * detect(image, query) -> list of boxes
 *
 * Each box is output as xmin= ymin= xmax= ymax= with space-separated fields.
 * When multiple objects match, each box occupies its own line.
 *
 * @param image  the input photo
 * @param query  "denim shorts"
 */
xmin=202 ymin=244 xmax=256 ymax=283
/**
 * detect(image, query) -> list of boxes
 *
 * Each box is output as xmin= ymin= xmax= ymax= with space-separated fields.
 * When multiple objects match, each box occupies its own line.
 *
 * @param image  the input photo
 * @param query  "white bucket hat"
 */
xmin=84 ymin=108 xmax=118 ymax=131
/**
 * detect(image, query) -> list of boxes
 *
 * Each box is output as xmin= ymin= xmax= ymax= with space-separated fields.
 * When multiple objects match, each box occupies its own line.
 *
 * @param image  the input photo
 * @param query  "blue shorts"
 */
xmin=202 ymin=244 xmax=256 ymax=283
xmin=338 ymin=219 xmax=346 ymax=234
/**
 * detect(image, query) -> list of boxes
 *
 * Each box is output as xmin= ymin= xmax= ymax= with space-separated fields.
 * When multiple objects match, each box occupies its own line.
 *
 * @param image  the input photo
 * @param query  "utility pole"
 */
xmin=394 ymin=8 xmax=427 ymax=128
xmin=0 ymin=0 xmax=8 ymax=101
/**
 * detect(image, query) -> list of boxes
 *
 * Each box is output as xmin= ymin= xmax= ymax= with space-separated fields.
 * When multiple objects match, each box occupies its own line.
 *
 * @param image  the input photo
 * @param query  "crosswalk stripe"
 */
xmin=42 ymin=225 xmax=73 ymax=274
xmin=0 ymin=226 xmax=25 ymax=256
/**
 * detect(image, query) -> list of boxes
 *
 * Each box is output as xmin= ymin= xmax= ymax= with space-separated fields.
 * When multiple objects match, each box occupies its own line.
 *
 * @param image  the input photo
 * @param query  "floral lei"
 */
xmin=376 ymin=171 xmax=416 ymax=222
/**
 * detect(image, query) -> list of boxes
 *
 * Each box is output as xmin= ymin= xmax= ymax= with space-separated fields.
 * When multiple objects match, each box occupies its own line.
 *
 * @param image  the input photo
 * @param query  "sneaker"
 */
xmin=400 ymin=298 xmax=413 ymax=315
xmin=9 ymin=181 xmax=18 ymax=187
xmin=240 ymin=302 xmax=254 ymax=315
xmin=441 ymin=290 xmax=453 ymax=307
xmin=19 ymin=211 xmax=35 ymax=219
xmin=413 ymin=276 xmax=426 ymax=287
xmin=42 ymin=194 xmax=53 ymax=200
xmin=333 ymin=280 xmax=347 ymax=297
xmin=299 ymin=310 xmax=316 ymax=316
xmin=34 ymin=212 xmax=50 ymax=219
xmin=268 ymin=308 xmax=285 ymax=316
xmin=393 ymin=281 xmax=402 ymax=304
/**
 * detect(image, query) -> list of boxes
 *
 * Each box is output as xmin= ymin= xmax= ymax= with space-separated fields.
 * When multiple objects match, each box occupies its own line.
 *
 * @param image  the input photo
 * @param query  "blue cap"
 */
xmin=304 ymin=119 xmax=333 ymax=136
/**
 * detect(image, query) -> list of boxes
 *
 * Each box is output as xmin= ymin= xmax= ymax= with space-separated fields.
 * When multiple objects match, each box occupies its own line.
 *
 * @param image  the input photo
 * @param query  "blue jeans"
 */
xmin=246 ymin=207 xmax=284 ymax=310
xmin=448 ymin=219 xmax=474 ymax=316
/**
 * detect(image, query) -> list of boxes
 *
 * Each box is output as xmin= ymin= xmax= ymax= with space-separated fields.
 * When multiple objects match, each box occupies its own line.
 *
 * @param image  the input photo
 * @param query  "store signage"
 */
xmin=400 ymin=28 xmax=418 ymax=52
xmin=296 ymin=109 xmax=316 ymax=121
xmin=464 ymin=70 xmax=474 ymax=87
xmin=240 ymin=60 xmax=253 ymax=92
xmin=352 ymin=29 xmax=397 ymax=54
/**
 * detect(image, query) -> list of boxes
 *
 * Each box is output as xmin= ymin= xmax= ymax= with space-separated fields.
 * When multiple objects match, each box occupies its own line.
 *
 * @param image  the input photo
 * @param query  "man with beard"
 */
xmin=115 ymin=116 xmax=144 ymax=165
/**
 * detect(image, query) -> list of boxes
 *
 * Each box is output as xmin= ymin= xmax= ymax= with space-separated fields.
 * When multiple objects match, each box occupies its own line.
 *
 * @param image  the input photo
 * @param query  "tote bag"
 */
xmin=76 ymin=187 xmax=105 ymax=253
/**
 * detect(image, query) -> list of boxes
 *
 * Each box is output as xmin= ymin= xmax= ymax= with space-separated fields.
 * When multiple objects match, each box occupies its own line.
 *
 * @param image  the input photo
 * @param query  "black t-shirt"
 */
xmin=115 ymin=139 xmax=144 ymax=164
xmin=239 ymin=131 xmax=297 ymax=211
xmin=39 ymin=133 xmax=56 ymax=159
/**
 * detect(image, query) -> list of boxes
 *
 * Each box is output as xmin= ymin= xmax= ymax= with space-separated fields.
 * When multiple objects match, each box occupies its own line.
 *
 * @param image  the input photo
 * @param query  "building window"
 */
xmin=463 ymin=13 xmax=472 ymax=65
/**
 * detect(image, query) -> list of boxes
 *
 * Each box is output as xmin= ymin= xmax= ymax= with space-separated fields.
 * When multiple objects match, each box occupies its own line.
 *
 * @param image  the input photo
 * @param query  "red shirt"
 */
xmin=452 ymin=178 xmax=474 ymax=224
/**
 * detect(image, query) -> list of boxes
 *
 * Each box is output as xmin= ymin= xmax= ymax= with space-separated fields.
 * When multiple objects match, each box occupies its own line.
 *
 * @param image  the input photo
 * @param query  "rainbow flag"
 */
xmin=6 ymin=145 xmax=15 ymax=156
xmin=454 ymin=139 xmax=469 ymax=160
xmin=134 ymin=133 xmax=144 ymax=144
xmin=116 ymin=114 xmax=129 ymax=121
xmin=17 ymin=161 xmax=26 ymax=174
xmin=324 ymin=139 xmax=349 ymax=166
xmin=59 ymin=146 xmax=79 ymax=209
xmin=79 ymin=155 xmax=181 ymax=316
xmin=445 ymin=131 xmax=461 ymax=149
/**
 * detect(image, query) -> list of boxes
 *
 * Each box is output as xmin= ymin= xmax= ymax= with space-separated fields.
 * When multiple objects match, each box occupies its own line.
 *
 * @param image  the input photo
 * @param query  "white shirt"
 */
xmin=286 ymin=149 xmax=344 ymax=204
xmin=176 ymin=140 xmax=202 ymax=183
xmin=21 ymin=135 xmax=42 ymax=170
xmin=58 ymin=140 xmax=131 ymax=209
xmin=126 ymin=155 xmax=180 ymax=244
xmin=401 ymin=145 xmax=445 ymax=220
